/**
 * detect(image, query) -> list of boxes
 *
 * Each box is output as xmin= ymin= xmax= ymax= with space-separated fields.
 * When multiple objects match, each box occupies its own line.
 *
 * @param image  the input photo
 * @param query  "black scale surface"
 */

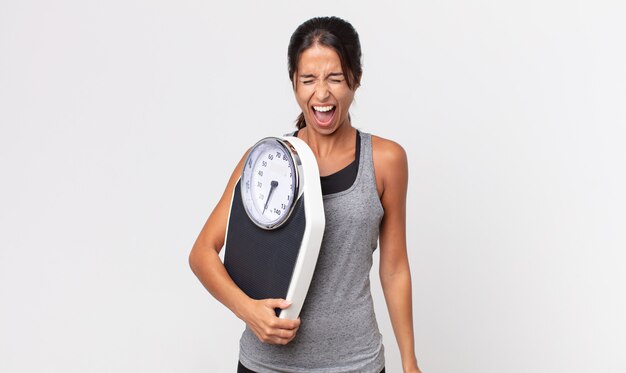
xmin=224 ymin=180 xmax=306 ymax=303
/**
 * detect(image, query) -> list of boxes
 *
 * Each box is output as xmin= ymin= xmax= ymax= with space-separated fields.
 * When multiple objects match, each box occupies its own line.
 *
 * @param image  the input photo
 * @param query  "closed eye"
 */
xmin=299 ymin=74 xmax=316 ymax=85
xmin=328 ymin=72 xmax=344 ymax=83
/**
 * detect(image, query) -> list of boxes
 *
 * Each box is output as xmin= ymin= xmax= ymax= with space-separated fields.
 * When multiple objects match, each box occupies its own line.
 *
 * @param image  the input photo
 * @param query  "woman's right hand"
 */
xmin=239 ymin=298 xmax=301 ymax=345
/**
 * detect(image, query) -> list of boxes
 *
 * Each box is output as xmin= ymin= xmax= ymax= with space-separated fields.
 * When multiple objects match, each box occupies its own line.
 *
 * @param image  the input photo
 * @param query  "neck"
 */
xmin=300 ymin=123 xmax=356 ymax=159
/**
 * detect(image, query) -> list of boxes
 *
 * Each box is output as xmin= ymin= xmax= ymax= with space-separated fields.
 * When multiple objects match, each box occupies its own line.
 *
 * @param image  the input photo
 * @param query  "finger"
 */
xmin=274 ymin=317 xmax=300 ymax=330
xmin=256 ymin=331 xmax=290 ymax=345
xmin=269 ymin=334 xmax=296 ymax=345
xmin=269 ymin=338 xmax=291 ymax=345
xmin=261 ymin=326 xmax=299 ymax=345
xmin=260 ymin=336 xmax=290 ymax=345
xmin=264 ymin=322 xmax=294 ymax=337
xmin=268 ymin=329 xmax=294 ymax=339
xmin=264 ymin=298 xmax=291 ymax=310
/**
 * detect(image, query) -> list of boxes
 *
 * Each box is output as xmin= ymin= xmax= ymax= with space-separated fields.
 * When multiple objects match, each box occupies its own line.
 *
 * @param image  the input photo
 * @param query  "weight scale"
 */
xmin=223 ymin=136 xmax=325 ymax=320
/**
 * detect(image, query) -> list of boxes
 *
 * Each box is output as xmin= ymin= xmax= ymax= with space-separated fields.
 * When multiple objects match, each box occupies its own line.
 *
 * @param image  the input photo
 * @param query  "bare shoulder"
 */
xmin=370 ymin=134 xmax=408 ymax=198
xmin=370 ymin=134 xmax=408 ymax=168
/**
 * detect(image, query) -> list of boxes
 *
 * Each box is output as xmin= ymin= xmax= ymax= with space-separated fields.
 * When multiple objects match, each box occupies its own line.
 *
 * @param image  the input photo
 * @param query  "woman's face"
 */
xmin=294 ymin=44 xmax=356 ymax=135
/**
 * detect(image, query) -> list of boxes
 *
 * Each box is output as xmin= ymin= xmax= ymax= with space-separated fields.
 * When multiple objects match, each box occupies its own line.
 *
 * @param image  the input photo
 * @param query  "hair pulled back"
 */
xmin=287 ymin=16 xmax=362 ymax=129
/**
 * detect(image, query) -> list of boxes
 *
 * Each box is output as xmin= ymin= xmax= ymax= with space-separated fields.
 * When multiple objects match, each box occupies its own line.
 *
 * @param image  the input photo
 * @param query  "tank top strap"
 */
xmin=358 ymin=131 xmax=375 ymax=187
xmin=354 ymin=131 xmax=383 ymax=210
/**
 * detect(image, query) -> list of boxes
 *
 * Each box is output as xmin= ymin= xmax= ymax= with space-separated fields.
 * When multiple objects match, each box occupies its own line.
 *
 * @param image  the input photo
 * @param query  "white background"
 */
xmin=1 ymin=1 xmax=625 ymax=372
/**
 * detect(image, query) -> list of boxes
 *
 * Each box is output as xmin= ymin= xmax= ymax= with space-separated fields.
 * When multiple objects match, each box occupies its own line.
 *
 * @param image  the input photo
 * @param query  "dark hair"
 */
xmin=288 ymin=16 xmax=363 ymax=129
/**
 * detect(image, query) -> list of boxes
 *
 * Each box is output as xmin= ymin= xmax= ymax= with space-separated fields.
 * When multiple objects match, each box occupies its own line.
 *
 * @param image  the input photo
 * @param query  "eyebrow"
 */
xmin=299 ymin=72 xmax=344 ymax=79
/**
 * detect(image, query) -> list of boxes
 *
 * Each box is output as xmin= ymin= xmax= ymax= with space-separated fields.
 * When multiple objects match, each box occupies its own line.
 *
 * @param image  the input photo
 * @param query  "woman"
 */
xmin=189 ymin=16 xmax=422 ymax=373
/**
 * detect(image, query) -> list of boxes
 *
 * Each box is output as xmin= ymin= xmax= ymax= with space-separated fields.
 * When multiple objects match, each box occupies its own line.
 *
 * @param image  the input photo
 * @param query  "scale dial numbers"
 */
xmin=241 ymin=138 xmax=299 ymax=229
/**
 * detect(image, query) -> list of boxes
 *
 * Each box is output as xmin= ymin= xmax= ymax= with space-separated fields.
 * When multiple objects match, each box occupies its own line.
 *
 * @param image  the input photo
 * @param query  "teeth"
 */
xmin=313 ymin=105 xmax=335 ymax=112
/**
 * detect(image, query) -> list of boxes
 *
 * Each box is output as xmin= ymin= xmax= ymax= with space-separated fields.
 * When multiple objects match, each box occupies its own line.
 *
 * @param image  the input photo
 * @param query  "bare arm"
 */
xmin=188 ymin=151 xmax=300 ymax=345
xmin=373 ymin=137 xmax=422 ymax=373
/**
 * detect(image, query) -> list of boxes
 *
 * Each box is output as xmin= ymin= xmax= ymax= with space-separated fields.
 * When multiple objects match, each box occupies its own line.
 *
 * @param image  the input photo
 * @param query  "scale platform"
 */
xmin=223 ymin=136 xmax=325 ymax=319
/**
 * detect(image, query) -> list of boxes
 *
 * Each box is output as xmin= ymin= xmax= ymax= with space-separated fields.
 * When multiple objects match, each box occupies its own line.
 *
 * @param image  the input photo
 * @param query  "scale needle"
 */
xmin=262 ymin=180 xmax=279 ymax=214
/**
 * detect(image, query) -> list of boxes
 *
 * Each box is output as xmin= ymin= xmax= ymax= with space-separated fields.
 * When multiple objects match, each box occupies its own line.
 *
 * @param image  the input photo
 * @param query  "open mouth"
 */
xmin=312 ymin=105 xmax=336 ymax=126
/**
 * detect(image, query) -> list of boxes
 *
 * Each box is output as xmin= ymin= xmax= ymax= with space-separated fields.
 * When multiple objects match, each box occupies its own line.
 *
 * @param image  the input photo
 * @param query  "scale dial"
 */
xmin=241 ymin=137 xmax=301 ymax=230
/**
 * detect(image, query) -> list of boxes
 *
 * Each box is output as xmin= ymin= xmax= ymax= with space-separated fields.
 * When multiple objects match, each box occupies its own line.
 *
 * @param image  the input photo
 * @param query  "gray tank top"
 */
xmin=239 ymin=132 xmax=385 ymax=373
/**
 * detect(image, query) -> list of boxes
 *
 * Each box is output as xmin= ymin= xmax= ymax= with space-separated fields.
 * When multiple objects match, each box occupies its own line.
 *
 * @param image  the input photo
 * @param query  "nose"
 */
xmin=315 ymin=81 xmax=330 ymax=101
